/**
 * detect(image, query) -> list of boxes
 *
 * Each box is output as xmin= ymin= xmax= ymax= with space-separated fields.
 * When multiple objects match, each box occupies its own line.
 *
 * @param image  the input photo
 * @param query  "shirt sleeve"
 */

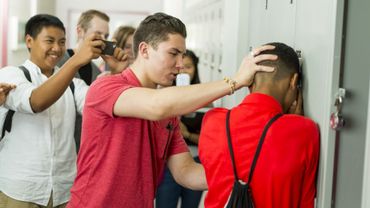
xmin=167 ymin=117 xmax=189 ymax=156
xmin=300 ymin=121 xmax=320 ymax=208
xmin=0 ymin=66 xmax=35 ymax=114
xmin=84 ymin=76 xmax=132 ymax=118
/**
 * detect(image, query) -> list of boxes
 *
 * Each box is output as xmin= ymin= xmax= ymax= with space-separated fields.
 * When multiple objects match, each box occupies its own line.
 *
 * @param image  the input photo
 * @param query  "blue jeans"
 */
xmin=156 ymin=157 xmax=203 ymax=208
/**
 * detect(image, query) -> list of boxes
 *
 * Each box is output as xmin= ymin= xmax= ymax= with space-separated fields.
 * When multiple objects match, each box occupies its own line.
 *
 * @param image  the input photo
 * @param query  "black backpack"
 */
xmin=1 ymin=66 xmax=75 ymax=141
xmin=225 ymin=110 xmax=282 ymax=208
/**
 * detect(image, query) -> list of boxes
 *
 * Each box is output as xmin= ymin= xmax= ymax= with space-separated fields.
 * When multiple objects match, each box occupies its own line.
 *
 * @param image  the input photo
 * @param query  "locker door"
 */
xmin=331 ymin=0 xmax=370 ymax=207
xmin=248 ymin=0 xmax=296 ymax=47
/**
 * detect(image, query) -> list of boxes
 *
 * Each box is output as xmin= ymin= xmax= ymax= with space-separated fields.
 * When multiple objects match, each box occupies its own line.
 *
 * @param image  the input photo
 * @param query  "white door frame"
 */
xmin=0 ymin=0 xmax=9 ymax=67
xmin=362 ymin=82 xmax=370 ymax=208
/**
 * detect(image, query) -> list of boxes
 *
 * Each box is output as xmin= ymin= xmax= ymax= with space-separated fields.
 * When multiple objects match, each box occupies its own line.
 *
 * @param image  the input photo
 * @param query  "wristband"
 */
xmin=223 ymin=77 xmax=237 ymax=95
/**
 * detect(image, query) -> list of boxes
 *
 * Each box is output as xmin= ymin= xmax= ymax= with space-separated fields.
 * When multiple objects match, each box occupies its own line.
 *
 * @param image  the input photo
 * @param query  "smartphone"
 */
xmin=102 ymin=40 xmax=116 ymax=56
xmin=176 ymin=73 xmax=190 ymax=86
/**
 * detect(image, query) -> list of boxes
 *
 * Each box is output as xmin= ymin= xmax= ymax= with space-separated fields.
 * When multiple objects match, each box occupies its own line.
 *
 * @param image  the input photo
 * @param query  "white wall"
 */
xmin=3 ymin=0 xmax=57 ymax=66
xmin=220 ymin=0 xmax=250 ymax=108
xmin=2 ymin=0 xmax=164 ymax=66
xmin=55 ymin=0 xmax=163 ymax=47
xmin=162 ymin=0 xmax=184 ymax=20
xmin=6 ymin=0 xmax=33 ymax=66
xmin=36 ymin=0 xmax=56 ymax=14
xmin=0 ymin=0 xmax=8 ymax=67
xmin=176 ymin=0 xmax=252 ymax=108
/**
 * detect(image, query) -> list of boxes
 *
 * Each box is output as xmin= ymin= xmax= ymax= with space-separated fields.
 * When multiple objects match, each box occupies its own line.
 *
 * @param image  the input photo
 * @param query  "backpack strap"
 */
xmin=226 ymin=110 xmax=283 ymax=184
xmin=69 ymin=81 xmax=75 ymax=95
xmin=19 ymin=66 xmax=31 ymax=82
xmin=226 ymin=110 xmax=240 ymax=181
xmin=1 ymin=110 xmax=15 ymax=140
xmin=67 ymin=49 xmax=75 ymax=56
xmin=1 ymin=66 xmax=32 ymax=140
xmin=1 ymin=66 xmax=74 ymax=141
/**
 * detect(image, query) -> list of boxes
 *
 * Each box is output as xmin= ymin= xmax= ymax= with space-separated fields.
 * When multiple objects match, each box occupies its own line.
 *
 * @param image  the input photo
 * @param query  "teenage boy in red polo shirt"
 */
xmin=67 ymin=12 xmax=278 ymax=208
xmin=199 ymin=42 xmax=320 ymax=208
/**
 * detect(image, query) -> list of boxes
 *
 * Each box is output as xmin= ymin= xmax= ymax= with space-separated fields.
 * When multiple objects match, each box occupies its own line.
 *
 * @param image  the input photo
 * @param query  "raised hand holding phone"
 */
xmin=102 ymin=40 xmax=117 ymax=56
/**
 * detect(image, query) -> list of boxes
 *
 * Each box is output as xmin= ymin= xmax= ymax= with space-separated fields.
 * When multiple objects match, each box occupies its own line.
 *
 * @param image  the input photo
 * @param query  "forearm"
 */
xmin=180 ymin=120 xmax=200 ymax=144
xmin=173 ymin=160 xmax=207 ymax=190
xmin=115 ymin=78 xmax=238 ymax=120
xmin=168 ymin=152 xmax=208 ymax=190
xmin=30 ymin=57 xmax=82 ymax=112
xmin=153 ymin=79 xmax=239 ymax=119
xmin=187 ymin=133 xmax=199 ymax=144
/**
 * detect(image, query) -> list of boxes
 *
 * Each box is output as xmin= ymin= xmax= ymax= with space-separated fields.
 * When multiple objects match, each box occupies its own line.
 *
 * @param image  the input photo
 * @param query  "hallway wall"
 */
xmin=55 ymin=0 xmax=163 ymax=48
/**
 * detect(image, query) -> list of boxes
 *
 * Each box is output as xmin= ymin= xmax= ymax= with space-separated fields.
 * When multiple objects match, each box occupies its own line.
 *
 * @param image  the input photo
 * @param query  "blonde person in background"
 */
xmin=112 ymin=26 xmax=136 ymax=65
xmin=58 ymin=9 xmax=111 ymax=85
xmin=98 ymin=25 xmax=136 ymax=74
xmin=57 ymin=9 xmax=128 ymax=152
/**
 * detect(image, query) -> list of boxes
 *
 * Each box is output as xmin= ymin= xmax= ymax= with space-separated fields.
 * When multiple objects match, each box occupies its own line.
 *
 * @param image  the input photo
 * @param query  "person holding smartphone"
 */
xmin=57 ymin=9 xmax=128 ymax=152
xmin=0 ymin=13 xmax=128 ymax=208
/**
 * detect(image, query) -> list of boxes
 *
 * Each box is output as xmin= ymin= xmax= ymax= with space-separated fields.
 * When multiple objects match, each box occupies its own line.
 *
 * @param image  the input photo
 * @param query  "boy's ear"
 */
xmin=25 ymin=34 xmax=33 ymax=50
xmin=290 ymin=73 xmax=299 ymax=89
xmin=76 ymin=26 xmax=84 ymax=39
xmin=138 ymin=42 xmax=149 ymax=59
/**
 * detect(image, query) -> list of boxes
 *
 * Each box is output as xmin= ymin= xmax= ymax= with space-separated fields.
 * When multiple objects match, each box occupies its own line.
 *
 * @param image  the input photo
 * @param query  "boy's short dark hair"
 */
xmin=133 ymin=12 xmax=187 ymax=57
xmin=25 ymin=14 xmax=65 ymax=39
xmin=259 ymin=42 xmax=300 ymax=81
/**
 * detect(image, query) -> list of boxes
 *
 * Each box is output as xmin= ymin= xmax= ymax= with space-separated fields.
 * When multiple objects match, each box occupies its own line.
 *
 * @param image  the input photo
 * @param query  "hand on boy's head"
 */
xmin=234 ymin=45 xmax=278 ymax=88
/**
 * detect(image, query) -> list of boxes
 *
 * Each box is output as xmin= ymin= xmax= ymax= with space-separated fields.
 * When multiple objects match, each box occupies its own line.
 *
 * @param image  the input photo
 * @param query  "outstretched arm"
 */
xmin=29 ymin=33 xmax=104 ymax=112
xmin=113 ymin=45 xmax=277 ymax=120
xmin=167 ymin=152 xmax=208 ymax=190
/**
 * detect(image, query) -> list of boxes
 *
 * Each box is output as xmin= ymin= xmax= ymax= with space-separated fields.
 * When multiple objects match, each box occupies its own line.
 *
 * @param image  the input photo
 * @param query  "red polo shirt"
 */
xmin=68 ymin=69 xmax=188 ymax=208
xmin=199 ymin=93 xmax=319 ymax=208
